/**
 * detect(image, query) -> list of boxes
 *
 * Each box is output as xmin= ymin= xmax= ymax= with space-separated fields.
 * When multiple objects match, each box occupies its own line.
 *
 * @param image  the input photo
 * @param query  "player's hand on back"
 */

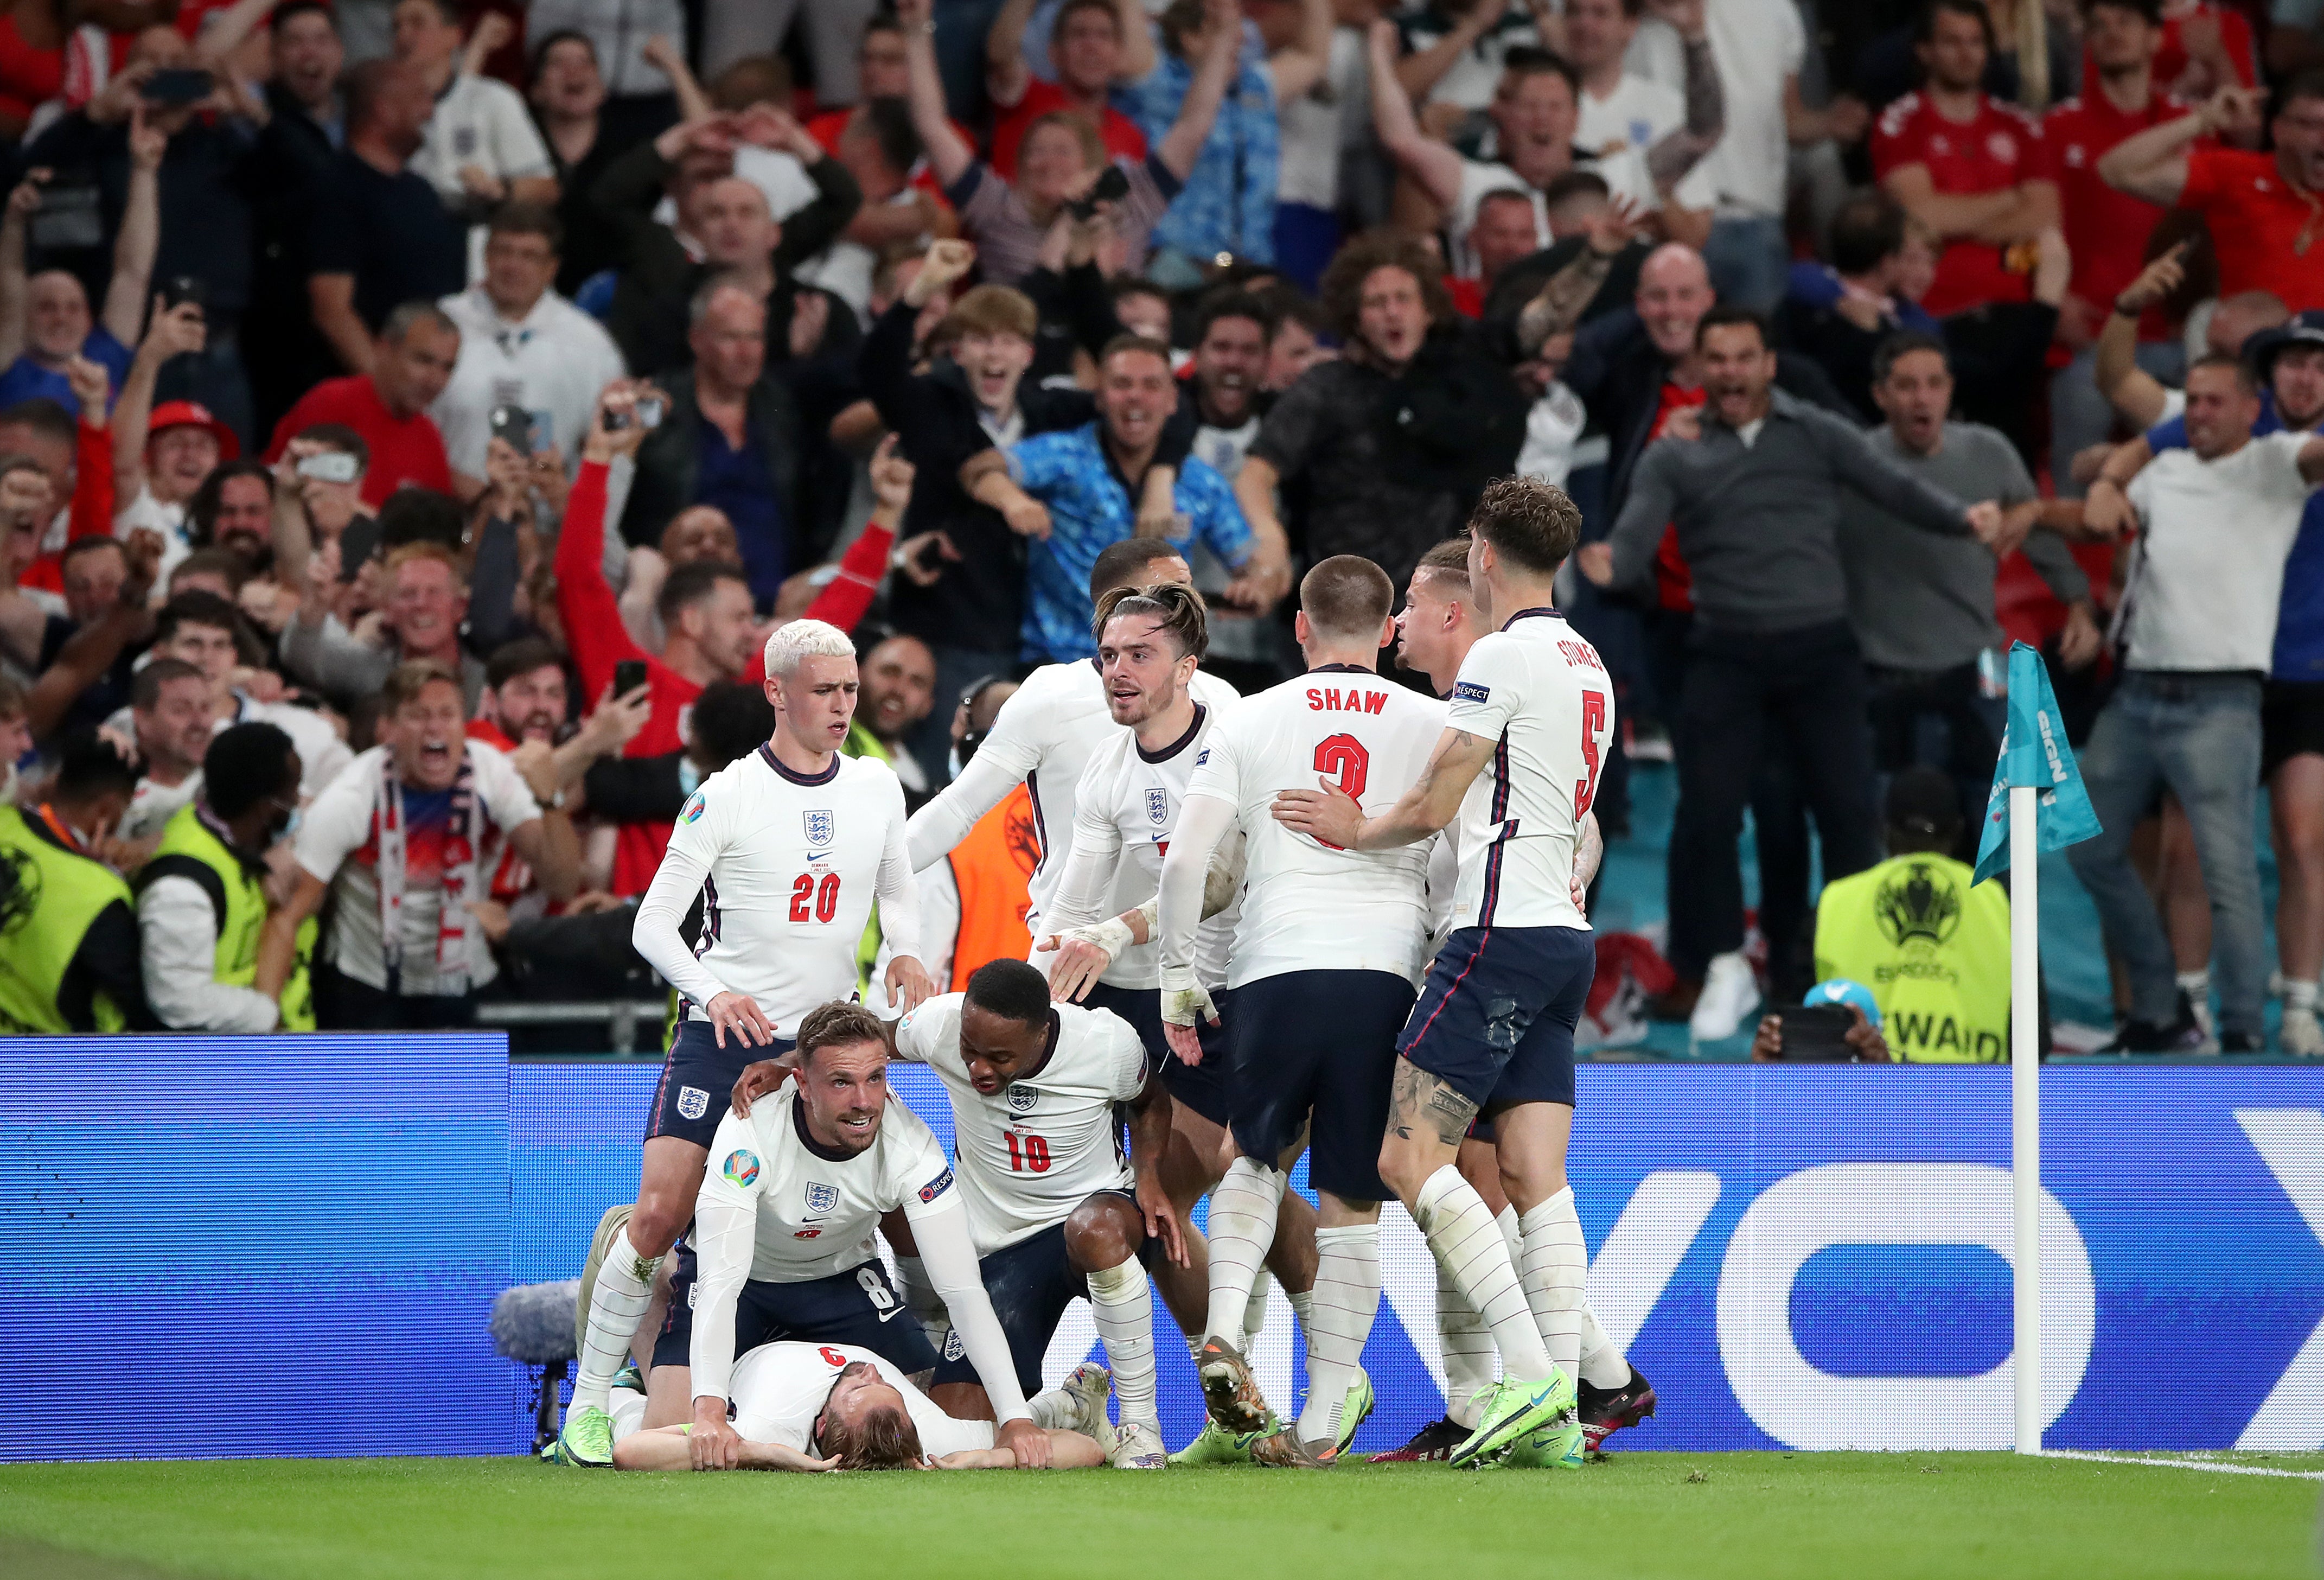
xmin=691 ymin=1400 xmax=743 ymax=1470
xmin=1035 ymin=931 xmax=1115 ymax=1002
xmin=704 ymin=990 xmax=777 ymax=1049
xmin=886 ymin=954 xmax=935 ymax=1016
xmin=994 ymin=1417 xmax=1052 ymax=1469
xmin=1269 ymin=781 xmax=1365 ymax=849
xmin=729 ymin=1057 xmax=793 ymax=1116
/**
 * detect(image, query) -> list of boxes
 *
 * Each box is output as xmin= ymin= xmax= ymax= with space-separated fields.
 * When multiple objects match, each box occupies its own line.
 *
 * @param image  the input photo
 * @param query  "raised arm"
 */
xmin=557 ymin=385 xmax=654 ymax=696
xmin=1366 ymin=17 xmax=1465 ymax=212
xmin=2098 ymin=86 xmax=2258 ymax=205
xmin=1395 ymin=0 xmax=1507 ymax=103
xmin=104 ymin=109 xmax=166 ymax=349
xmin=1154 ymin=0 xmax=1242 ymax=181
xmin=985 ymin=0 xmax=1039 ymax=110
xmin=2095 ymin=245 xmax=2186 ymax=430
xmin=639 ymin=35 xmax=713 ymax=123
xmin=1643 ymin=0 xmax=1723 ymax=190
xmin=1515 ymin=207 xmax=1642 ymax=355
xmin=900 ymin=0 xmax=976 ymax=187
xmin=1267 ymin=0 xmax=1336 ymax=107
xmin=0 ymin=173 xmax=36 ymax=369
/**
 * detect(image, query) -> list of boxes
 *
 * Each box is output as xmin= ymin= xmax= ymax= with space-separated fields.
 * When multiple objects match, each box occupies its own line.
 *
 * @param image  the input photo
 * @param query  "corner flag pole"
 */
xmin=2010 ymin=783 xmax=2041 ymax=1455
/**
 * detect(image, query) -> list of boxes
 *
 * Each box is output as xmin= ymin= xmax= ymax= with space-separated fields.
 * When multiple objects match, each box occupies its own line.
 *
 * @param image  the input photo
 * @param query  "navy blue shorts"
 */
xmin=654 ymin=1244 xmax=938 ymax=1374
xmin=1397 ymin=926 xmax=1595 ymax=1112
xmin=644 ymin=1019 xmax=795 ymax=1149
xmin=1229 ymin=970 xmax=1414 ymax=1203
xmin=926 ymin=1199 xmax=1153 ymax=1393
xmin=1082 ymin=981 xmax=1233 ymax=1126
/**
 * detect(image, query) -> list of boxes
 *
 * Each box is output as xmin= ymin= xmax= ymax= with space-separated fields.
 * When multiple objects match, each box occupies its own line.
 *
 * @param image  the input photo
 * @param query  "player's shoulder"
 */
xmin=836 ymin=750 xmax=902 ymax=789
xmin=1190 ymin=667 xmax=1243 ymax=707
xmin=678 ymin=749 xmax=764 ymax=825
xmin=895 ymin=992 xmax=965 ymax=1056
xmin=1024 ymin=658 xmax=1100 ymax=704
xmin=878 ymin=1088 xmax=942 ymax=1147
xmin=1875 ymin=90 xmax=1926 ymax=141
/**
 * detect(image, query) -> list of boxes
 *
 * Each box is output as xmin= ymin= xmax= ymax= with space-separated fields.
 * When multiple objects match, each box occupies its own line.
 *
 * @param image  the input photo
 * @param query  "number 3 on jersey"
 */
xmin=789 ymin=870 xmax=841 ymax=923
xmin=1576 ymin=691 xmax=1609 ymax=816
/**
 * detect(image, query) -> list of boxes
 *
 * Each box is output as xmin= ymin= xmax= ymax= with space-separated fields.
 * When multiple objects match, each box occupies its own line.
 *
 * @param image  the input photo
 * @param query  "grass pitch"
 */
xmin=1 ymin=1452 xmax=2315 ymax=1580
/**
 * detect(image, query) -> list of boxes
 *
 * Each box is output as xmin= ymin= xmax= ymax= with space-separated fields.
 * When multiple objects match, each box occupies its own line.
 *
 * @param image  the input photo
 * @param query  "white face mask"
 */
xmin=676 ymin=755 xmax=703 ymax=798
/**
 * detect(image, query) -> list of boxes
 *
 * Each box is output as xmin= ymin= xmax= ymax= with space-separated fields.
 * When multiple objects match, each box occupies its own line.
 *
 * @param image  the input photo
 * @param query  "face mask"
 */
xmin=279 ymin=806 xmax=302 ymax=842
xmin=677 ymin=755 xmax=703 ymax=798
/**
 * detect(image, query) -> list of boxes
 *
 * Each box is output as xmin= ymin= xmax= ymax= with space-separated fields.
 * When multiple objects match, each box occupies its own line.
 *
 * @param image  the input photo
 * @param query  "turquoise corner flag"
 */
xmin=1974 ymin=642 xmax=2103 ymax=884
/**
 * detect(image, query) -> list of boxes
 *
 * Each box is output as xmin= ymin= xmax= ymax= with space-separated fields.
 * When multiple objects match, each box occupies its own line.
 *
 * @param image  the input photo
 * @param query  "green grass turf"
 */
xmin=0 ymin=1452 xmax=2315 ymax=1580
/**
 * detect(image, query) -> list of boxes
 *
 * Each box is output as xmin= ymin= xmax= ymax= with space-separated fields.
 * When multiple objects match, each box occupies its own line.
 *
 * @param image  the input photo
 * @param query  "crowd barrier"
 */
xmin=7 ymin=1037 xmax=2320 ymax=1459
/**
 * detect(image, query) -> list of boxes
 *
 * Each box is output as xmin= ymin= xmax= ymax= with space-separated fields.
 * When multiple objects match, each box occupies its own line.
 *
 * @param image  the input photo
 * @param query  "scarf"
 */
xmin=373 ymin=749 xmax=481 ymax=996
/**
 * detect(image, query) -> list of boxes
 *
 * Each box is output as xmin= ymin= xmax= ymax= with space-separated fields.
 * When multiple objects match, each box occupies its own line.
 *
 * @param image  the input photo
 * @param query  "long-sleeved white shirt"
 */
xmin=136 ymin=874 xmax=280 ymax=1033
xmin=632 ymin=745 xmax=919 ymax=1035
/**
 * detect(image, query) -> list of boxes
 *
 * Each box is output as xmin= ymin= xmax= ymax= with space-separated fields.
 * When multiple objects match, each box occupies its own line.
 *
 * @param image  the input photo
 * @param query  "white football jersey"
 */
xmin=1186 ymin=666 xmax=1448 ymax=988
xmin=894 ymin=993 xmax=1148 ymax=1254
xmin=696 ymin=1081 xmax=957 ymax=1285
xmin=905 ymin=660 xmax=1240 ymax=931
xmin=661 ymin=746 xmax=911 ymax=1036
xmin=1442 ymin=607 xmax=1612 ymax=932
xmin=727 ymin=1341 xmax=992 ymax=1457
xmin=1061 ymin=701 xmax=1241 ymax=989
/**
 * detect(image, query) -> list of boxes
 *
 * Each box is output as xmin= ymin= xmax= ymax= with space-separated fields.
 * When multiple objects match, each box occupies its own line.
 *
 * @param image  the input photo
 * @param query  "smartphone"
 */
xmin=1067 ymin=164 xmax=1131 ymax=221
xmin=1772 ymin=1003 xmax=1868 ymax=1062
xmin=297 ymin=450 xmax=360 ymax=484
xmin=613 ymin=659 xmax=648 ymax=696
xmin=141 ymin=67 xmax=214 ymax=106
xmin=489 ymin=403 xmax=533 ymax=457
xmin=158 ymin=275 xmax=205 ymax=313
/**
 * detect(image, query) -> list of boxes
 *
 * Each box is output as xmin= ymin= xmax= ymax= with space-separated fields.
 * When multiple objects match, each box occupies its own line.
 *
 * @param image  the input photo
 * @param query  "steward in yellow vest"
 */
xmin=132 ymin=722 xmax=315 ymax=1031
xmin=1812 ymin=768 xmax=2010 ymax=1062
xmin=0 ymin=734 xmax=155 ymax=1034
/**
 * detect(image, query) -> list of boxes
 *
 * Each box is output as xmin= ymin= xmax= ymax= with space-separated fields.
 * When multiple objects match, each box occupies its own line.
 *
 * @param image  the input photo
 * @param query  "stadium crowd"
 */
xmin=0 ymin=0 xmax=2320 ymax=1060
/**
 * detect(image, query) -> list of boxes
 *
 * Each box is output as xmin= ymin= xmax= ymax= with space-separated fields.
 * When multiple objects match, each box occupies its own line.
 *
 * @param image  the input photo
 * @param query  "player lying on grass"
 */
xmin=736 ymin=959 xmax=1187 ymax=1467
xmin=684 ymin=1001 xmax=1055 ymax=1468
xmin=609 ymin=1340 xmax=1112 ymax=1471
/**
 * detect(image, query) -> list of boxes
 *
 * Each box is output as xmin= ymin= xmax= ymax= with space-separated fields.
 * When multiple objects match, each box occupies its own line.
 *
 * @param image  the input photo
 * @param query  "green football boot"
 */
xmin=1447 ymin=1370 xmax=1576 ymax=1469
xmin=555 ymin=1402 xmax=615 ymax=1468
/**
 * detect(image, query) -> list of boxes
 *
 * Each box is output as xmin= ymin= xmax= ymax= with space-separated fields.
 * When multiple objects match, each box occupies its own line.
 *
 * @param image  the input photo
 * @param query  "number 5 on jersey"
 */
xmin=790 ymin=870 xmax=841 ymax=922
xmin=1576 ymin=691 xmax=1609 ymax=815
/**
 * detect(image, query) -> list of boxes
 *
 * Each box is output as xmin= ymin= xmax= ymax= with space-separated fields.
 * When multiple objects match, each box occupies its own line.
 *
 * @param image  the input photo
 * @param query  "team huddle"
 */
xmin=551 ymin=475 xmax=1655 ymax=1474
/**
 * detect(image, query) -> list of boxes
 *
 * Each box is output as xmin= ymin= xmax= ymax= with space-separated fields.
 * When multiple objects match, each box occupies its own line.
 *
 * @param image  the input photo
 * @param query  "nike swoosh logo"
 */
xmin=874 ymin=1304 xmax=904 ymax=1322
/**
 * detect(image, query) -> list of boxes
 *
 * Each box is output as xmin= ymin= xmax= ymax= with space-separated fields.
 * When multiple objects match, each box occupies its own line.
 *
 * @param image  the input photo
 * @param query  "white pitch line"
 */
xmin=2039 ymin=1449 xmax=2324 ymax=1481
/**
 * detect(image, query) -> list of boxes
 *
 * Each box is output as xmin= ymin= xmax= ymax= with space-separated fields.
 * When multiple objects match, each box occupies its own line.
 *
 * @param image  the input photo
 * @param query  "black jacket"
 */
xmin=618 ymin=367 xmax=824 ymax=566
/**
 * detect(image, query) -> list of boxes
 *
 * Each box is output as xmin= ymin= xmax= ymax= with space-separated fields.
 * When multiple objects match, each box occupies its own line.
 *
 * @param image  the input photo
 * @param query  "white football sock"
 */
xmin=1029 ymin=1384 xmax=1072 ymax=1429
xmin=1202 ymin=1156 xmax=1284 ymax=1345
xmin=1519 ymin=1188 xmax=1587 ymax=1381
xmin=1087 ymin=1258 xmax=1158 ymax=1431
xmin=892 ymin=1253 xmax=949 ymax=1350
xmin=1495 ymin=1204 xmax=1522 ymax=1262
xmin=1436 ymin=1260 xmax=1496 ymax=1428
xmin=1241 ymin=1270 xmax=1274 ymax=1352
xmin=2288 ymin=978 xmax=2318 ymax=1012
xmin=1580 ymin=1300 xmax=1631 ymax=1390
xmin=1415 ymin=1166 xmax=1554 ymax=1380
xmin=1295 ymin=1224 xmax=1381 ymax=1444
xmin=1285 ymin=1283 xmax=1313 ymax=1336
xmin=572 ymin=1227 xmax=655 ymax=1414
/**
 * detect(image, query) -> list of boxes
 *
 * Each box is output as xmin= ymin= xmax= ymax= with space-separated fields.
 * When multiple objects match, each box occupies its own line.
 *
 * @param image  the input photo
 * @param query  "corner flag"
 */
xmin=1973 ymin=642 xmax=2102 ymax=884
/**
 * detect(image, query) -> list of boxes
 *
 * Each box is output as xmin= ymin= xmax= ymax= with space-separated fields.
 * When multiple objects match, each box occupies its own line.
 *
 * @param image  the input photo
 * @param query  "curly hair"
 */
xmin=1091 ymin=580 xmax=1208 ymax=661
xmin=1467 ymin=477 xmax=1582 ymax=575
xmin=1318 ymin=231 xmax=1451 ymax=347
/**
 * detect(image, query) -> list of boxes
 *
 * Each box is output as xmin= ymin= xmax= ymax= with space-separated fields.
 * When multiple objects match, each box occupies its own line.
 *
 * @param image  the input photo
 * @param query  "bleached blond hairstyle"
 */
xmin=763 ymin=618 xmax=856 ymax=679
